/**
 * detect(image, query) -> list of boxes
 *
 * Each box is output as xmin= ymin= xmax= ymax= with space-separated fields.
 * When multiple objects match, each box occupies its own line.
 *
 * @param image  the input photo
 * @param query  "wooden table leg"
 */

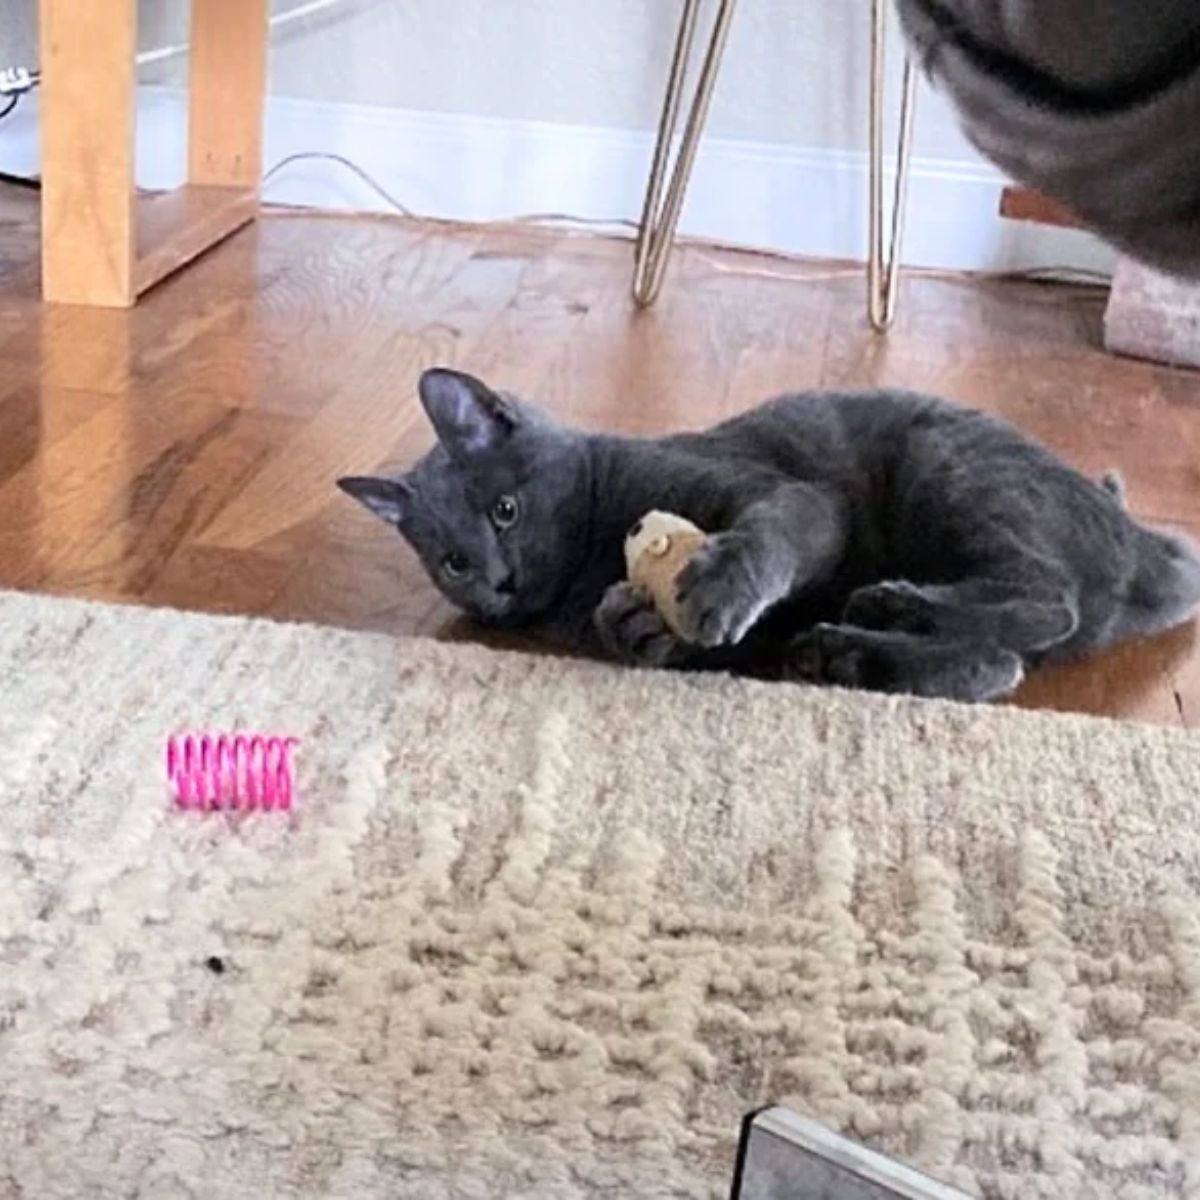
xmin=39 ymin=0 xmax=137 ymax=307
xmin=189 ymin=0 xmax=269 ymax=188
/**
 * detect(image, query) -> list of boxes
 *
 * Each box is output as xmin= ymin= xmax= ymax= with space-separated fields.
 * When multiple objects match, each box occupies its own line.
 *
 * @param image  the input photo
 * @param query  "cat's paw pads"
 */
xmin=788 ymin=624 xmax=865 ymax=687
xmin=674 ymin=535 xmax=767 ymax=648
xmin=594 ymin=582 xmax=680 ymax=667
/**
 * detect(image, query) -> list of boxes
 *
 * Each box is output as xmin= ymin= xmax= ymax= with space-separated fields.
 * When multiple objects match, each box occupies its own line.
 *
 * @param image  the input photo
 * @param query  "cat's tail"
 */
xmin=1116 ymin=522 xmax=1200 ymax=639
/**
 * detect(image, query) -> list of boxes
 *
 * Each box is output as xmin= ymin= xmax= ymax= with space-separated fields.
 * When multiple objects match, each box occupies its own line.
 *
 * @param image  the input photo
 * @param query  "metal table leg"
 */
xmin=868 ymin=0 xmax=918 ymax=332
xmin=632 ymin=0 xmax=738 ymax=307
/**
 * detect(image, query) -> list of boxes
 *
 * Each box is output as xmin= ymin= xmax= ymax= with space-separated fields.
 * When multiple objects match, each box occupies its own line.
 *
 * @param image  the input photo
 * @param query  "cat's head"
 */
xmin=338 ymin=368 xmax=590 ymax=627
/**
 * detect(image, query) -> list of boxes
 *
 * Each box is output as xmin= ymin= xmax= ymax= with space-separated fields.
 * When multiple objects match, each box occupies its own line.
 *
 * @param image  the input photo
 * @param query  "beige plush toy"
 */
xmin=623 ymin=510 xmax=710 ymax=638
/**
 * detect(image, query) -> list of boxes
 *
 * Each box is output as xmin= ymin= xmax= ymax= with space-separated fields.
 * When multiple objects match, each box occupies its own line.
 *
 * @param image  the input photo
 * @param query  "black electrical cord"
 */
xmin=0 ymin=94 xmax=18 ymax=122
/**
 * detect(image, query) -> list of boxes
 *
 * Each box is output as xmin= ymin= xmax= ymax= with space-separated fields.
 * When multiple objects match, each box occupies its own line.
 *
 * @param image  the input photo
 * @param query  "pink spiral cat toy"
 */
xmin=166 ymin=732 xmax=300 ymax=811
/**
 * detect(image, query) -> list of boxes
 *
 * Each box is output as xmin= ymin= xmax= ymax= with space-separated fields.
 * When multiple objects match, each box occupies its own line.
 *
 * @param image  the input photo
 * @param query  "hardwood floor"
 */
xmin=2 ymin=186 xmax=1199 ymax=726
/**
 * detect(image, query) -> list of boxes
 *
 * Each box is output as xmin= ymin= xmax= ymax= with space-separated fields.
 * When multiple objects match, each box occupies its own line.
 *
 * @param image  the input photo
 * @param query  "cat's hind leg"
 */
xmin=801 ymin=573 xmax=1080 ymax=701
xmin=842 ymin=578 xmax=1079 ymax=656
xmin=787 ymin=625 xmax=1023 ymax=702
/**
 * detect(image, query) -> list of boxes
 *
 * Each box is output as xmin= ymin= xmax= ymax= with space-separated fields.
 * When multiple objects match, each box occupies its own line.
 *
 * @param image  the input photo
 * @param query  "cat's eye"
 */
xmin=490 ymin=494 xmax=519 ymax=530
xmin=442 ymin=551 xmax=470 ymax=579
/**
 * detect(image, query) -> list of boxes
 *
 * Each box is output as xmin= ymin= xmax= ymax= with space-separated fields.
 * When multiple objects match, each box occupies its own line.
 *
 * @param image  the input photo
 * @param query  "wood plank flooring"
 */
xmin=2 ymin=186 xmax=1199 ymax=726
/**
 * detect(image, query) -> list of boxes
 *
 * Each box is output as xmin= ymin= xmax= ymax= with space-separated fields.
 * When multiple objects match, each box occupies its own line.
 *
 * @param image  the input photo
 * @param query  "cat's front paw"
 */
xmin=593 ymin=582 xmax=681 ymax=667
xmin=674 ymin=534 xmax=768 ymax=648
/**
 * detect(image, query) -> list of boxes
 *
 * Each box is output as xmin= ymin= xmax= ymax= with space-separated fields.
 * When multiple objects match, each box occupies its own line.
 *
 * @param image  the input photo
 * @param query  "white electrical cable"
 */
xmin=136 ymin=0 xmax=351 ymax=68
xmin=134 ymin=43 xmax=189 ymax=69
xmin=261 ymin=151 xmax=1114 ymax=288
xmin=263 ymin=151 xmax=418 ymax=216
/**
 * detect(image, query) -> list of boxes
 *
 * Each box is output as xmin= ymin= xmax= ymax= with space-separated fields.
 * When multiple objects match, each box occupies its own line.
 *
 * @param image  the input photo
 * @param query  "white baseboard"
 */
xmin=0 ymin=86 xmax=1114 ymax=275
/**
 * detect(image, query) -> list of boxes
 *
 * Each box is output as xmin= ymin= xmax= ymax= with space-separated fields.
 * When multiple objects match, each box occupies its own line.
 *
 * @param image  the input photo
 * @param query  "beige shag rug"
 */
xmin=3 ymin=591 xmax=1200 ymax=1199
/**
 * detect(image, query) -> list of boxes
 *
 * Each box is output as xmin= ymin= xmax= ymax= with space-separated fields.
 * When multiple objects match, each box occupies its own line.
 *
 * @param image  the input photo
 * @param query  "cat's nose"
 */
xmin=495 ymin=573 xmax=517 ymax=596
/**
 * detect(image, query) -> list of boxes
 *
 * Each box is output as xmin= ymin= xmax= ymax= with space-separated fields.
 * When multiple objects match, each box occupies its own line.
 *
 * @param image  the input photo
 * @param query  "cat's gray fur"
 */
xmin=339 ymin=368 xmax=1200 ymax=702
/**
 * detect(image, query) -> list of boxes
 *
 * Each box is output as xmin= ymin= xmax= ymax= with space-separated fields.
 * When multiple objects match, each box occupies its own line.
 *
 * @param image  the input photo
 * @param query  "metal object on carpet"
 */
xmin=632 ymin=0 xmax=738 ymax=308
xmin=731 ymin=1106 xmax=971 ymax=1199
xmin=166 ymin=731 xmax=300 ymax=811
xmin=868 ymin=0 xmax=918 ymax=333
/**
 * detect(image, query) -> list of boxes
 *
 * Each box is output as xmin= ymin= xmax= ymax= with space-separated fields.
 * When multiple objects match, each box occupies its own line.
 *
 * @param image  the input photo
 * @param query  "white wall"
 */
xmin=128 ymin=0 xmax=979 ymax=159
xmin=0 ymin=0 xmax=1110 ymax=272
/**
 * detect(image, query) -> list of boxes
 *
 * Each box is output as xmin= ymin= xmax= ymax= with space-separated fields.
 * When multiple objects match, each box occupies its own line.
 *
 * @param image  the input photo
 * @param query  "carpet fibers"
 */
xmin=3 ymin=590 xmax=1200 ymax=1199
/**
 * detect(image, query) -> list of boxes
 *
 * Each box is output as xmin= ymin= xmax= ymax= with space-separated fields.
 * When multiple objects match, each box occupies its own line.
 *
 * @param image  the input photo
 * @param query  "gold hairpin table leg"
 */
xmin=632 ymin=0 xmax=738 ymax=308
xmin=868 ymin=0 xmax=917 ymax=333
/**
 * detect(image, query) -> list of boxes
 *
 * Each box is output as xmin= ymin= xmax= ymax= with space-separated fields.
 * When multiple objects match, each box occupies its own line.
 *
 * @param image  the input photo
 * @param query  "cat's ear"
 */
xmin=418 ymin=368 xmax=517 ymax=461
xmin=337 ymin=475 xmax=412 ymax=526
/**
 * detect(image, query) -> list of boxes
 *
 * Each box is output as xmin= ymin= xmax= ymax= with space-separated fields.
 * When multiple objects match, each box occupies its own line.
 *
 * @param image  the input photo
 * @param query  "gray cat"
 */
xmin=338 ymin=368 xmax=1200 ymax=702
